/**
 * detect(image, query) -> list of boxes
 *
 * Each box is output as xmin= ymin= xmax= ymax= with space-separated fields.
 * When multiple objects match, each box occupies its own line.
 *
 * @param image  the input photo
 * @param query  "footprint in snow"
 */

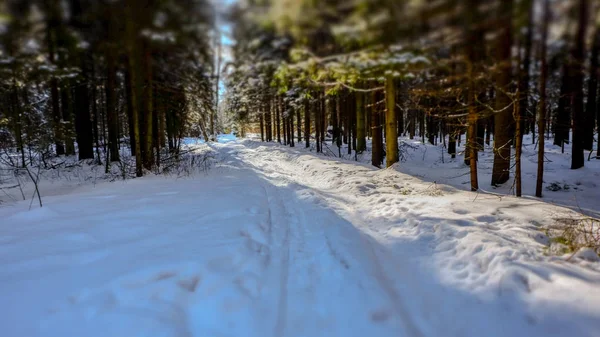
xmin=370 ymin=310 xmax=391 ymax=322
xmin=476 ymin=215 xmax=497 ymax=223
xmin=153 ymin=271 xmax=177 ymax=282
xmin=178 ymin=275 xmax=201 ymax=293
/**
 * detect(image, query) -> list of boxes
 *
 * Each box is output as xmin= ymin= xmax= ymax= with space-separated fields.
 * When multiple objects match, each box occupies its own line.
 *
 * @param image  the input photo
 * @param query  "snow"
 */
xmin=1 ymin=138 xmax=599 ymax=337
xmin=319 ymin=133 xmax=600 ymax=217
xmin=394 ymin=134 xmax=600 ymax=217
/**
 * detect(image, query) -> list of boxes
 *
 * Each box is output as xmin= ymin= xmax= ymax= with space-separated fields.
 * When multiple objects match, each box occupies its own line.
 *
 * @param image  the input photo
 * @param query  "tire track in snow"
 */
xmin=216 ymin=145 xmax=293 ymax=336
xmin=233 ymin=142 xmax=425 ymax=337
xmin=261 ymin=182 xmax=291 ymax=337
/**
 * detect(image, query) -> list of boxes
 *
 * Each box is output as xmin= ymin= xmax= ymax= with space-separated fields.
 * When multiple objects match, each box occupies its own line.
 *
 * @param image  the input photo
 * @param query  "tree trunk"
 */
xmin=419 ymin=109 xmax=425 ymax=144
xmin=385 ymin=76 xmax=398 ymax=167
xmin=260 ymin=112 xmax=265 ymax=142
xmin=276 ymin=96 xmax=281 ymax=143
xmin=142 ymin=42 xmax=154 ymax=170
xmin=518 ymin=0 xmax=533 ymax=144
xmin=296 ymin=105 xmax=302 ymax=143
xmin=331 ymin=95 xmax=339 ymax=147
xmin=570 ymin=0 xmax=588 ymax=169
xmin=485 ymin=117 xmax=492 ymax=145
xmin=124 ymin=66 xmax=136 ymax=156
xmin=584 ymin=27 xmax=599 ymax=151
xmin=153 ymin=87 xmax=160 ymax=167
xmin=304 ymin=99 xmax=310 ymax=148
xmin=74 ymin=54 xmax=94 ymax=160
xmin=10 ymin=84 xmax=25 ymax=167
xmin=61 ymin=84 xmax=76 ymax=155
xmin=157 ymin=90 xmax=166 ymax=148
xmin=408 ymin=109 xmax=415 ymax=139
xmin=536 ymin=0 xmax=550 ymax=197
xmin=515 ymin=89 xmax=523 ymax=197
xmin=464 ymin=0 xmax=483 ymax=191
xmin=125 ymin=0 xmax=143 ymax=176
xmin=322 ymin=93 xmax=327 ymax=146
xmin=315 ymin=95 xmax=321 ymax=153
xmin=448 ymin=128 xmax=456 ymax=159
xmin=491 ymin=0 xmax=514 ymax=186
xmin=289 ymin=109 xmax=295 ymax=147
xmin=371 ymin=88 xmax=383 ymax=167
xmin=105 ymin=47 xmax=120 ymax=162
xmin=427 ymin=112 xmax=435 ymax=145
xmin=467 ymin=90 xmax=478 ymax=191
xmin=45 ymin=0 xmax=65 ymax=156
xmin=356 ymin=90 xmax=366 ymax=152
xmin=366 ymin=94 xmax=371 ymax=139
xmin=351 ymin=92 xmax=357 ymax=154
xmin=336 ymin=96 xmax=342 ymax=156
xmin=51 ymin=84 xmax=64 ymax=155
xmin=91 ymin=60 xmax=102 ymax=164
xmin=282 ymin=117 xmax=287 ymax=146
xmin=343 ymin=93 xmax=350 ymax=146
xmin=265 ymin=97 xmax=272 ymax=142
xmin=554 ymin=63 xmax=571 ymax=147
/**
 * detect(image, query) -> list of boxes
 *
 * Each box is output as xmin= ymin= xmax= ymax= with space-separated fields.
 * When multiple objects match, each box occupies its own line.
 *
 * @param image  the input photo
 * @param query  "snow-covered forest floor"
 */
xmin=292 ymin=133 xmax=600 ymax=216
xmin=1 ymin=137 xmax=599 ymax=337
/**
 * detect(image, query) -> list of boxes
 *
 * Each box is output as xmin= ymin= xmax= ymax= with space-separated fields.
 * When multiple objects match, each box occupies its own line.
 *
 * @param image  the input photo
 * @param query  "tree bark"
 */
xmin=448 ymin=128 xmax=456 ymax=159
xmin=331 ymin=95 xmax=339 ymax=147
xmin=351 ymin=92 xmax=357 ymax=154
xmin=515 ymin=89 xmax=523 ymax=197
xmin=427 ymin=112 xmax=435 ymax=145
xmin=491 ymin=0 xmax=514 ymax=186
xmin=304 ymin=99 xmax=310 ymax=148
xmin=10 ymin=84 xmax=25 ymax=167
xmin=464 ymin=0 xmax=483 ymax=190
xmin=321 ymin=92 xmax=326 ymax=147
xmin=315 ymin=94 xmax=321 ymax=153
xmin=260 ymin=112 xmax=264 ymax=142
xmin=371 ymin=88 xmax=383 ymax=167
xmin=276 ymin=96 xmax=281 ymax=143
xmin=125 ymin=0 xmax=143 ymax=176
xmin=585 ymin=27 xmax=599 ymax=151
xmin=45 ymin=0 xmax=65 ymax=156
xmin=296 ymin=105 xmax=302 ymax=143
xmin=265 ymin=97 xmax=272 ymax=142
xmin=536 ymin=0 xmax=550 ymax=198
xmin=105 ymin=46 xmax=120 ymax=162
xmin=124 ymin=66 xmax=136 ymax=156
xmin=518 ymin=0 xmax=534 ymax=144
xmin=356 ymin=90 xmax=366 ymax=152
xmin=61 ymin=84 xmax=76 ymax=155
xmin=74 ymin=54 xmax=94 ymax=160
xmin=570 ymin=0 xmax=588 ymax=169
xmin=554 ymin=63 xmax=571 ymax=148
xmin=142 ymin=42 xmax=154 ymax=170
xmin=385 ymin=75 xmax=398 ymax=167
xmin=288 ymin=115 xmax=292 ymax=145
xmin=91 ymin=60 xmax=102 ymax=164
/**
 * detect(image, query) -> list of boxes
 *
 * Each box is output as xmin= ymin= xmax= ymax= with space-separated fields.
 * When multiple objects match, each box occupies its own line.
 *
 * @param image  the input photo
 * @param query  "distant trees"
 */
xmin=224 ymin=0 xmax=600 ymax=197
xmin=0 ymin=0 xmax=216 ymax=176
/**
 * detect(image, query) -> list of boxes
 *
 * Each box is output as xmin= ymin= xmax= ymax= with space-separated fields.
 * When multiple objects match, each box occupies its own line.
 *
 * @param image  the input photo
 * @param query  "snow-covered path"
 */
xmin=1 ymin=140 xmax=599 ymax=337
